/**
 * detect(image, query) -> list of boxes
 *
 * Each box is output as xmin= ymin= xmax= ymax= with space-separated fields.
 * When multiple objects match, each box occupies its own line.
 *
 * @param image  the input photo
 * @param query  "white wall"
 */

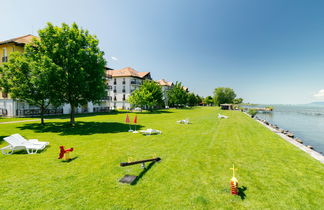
xmin=108 ymin=77 xmax=143 ymax=109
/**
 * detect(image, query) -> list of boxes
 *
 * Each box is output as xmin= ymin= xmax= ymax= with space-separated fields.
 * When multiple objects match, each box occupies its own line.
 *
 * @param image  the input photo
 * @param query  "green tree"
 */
xmin=167 ymin=81 xmax=188 ymax=108
xmin=32 ymin=23 xmax=107 ymax=124
xmin=187 ymin=92 xmax=198 ymax=106
xmin=128 ymin=80 xmax=164 ymax=111
xmin=233 ymin=97 xmax=243 ymax=104
xmin=204 ymin=96 xmax=214 ymax=106
xmin=213 ymin=87 xmax=236 ymax=106
xmin=0 ymin=51 xmax=60 ymax=125
xmin=196 ymin=94 xmax=203 ymax=105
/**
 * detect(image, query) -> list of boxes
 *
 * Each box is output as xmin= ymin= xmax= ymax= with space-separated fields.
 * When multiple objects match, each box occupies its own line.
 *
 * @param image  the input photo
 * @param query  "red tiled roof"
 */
xmin=106 ymin=67 xmax=150 ymax=78
xmin=0 ymin=34 xmax=37 ymax=45
xmin=156 ymin=79 xmax=173 ymax=86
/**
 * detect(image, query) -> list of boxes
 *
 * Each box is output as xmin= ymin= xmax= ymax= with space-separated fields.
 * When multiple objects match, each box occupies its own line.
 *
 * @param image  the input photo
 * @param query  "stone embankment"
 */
xmin=252 ymin=116 xmax=324 ymax=164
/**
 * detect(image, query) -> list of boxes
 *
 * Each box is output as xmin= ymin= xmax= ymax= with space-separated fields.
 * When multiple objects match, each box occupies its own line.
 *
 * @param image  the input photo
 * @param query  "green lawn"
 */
xmin=0 ymin=107 xmax=323 ymax=209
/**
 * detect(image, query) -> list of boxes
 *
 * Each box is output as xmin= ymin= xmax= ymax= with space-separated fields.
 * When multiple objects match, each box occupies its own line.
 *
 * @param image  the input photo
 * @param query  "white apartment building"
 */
xmin=156 ymin=79 xmax=173 ymax=107
xmin=106 ymin=67 xmax=151 ymax=110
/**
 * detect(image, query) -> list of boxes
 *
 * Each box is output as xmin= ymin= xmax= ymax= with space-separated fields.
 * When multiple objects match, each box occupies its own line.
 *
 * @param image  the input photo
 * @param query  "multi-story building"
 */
xmin=0 ymin=35 xmax=153 ymax=115
xmin=0 ymin=35 xmax=42 ymax=117
xmin=106 ymin=67 xmax=151 ymax=109
xmin=156 ymin=79 xmax=173 ymax=107
xmin=0 ymin=34 xmax=111 ymax=116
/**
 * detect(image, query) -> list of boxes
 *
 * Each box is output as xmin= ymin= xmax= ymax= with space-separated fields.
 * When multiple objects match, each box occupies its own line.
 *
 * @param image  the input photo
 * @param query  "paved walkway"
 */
xmin=0 ymin=119 xmax=40 ymax=124
xmin=255 ymin=119 xmax=324 ymax=164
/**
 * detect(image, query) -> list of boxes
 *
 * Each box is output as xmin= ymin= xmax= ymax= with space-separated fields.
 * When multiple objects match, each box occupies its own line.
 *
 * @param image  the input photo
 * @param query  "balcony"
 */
xmin=1 ymin=56 xmax=8 ymax=62
xmin=130 ymin=80 xmax=142 ymax=85
xmin=101 ymin=96 xmax=112 ymax=100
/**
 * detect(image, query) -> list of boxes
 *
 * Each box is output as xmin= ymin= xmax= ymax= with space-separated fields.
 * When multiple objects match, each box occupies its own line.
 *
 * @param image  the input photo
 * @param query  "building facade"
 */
xmin=156 ymin=79 xmax=173 ymax=107
xmin=0 ymin=35 xmax=159 ymax=116
xmin=106 ymin=67 xmax=151 ymax=109
xmin=0 ymin=35 xmax=44 ymax=117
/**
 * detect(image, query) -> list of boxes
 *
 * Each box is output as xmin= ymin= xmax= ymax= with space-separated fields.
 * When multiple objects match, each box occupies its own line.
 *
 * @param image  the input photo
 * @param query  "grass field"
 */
xmin=0 ymin=107 xmax=323 ymax=209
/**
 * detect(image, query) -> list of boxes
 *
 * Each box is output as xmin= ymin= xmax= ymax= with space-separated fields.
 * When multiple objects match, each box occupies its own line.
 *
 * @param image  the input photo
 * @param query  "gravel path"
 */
xmin=0 ymin=119 xmax=40 ymax=124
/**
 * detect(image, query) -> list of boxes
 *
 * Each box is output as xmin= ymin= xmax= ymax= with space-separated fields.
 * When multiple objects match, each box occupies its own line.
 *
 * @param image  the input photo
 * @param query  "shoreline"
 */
xmin=251 ymin=115 xmax=324 ymax=164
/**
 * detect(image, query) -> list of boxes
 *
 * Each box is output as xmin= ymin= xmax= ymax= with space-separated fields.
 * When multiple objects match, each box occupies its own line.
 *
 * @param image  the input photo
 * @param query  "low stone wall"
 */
xmin=251 ymin=115 xmax=324 ymax=164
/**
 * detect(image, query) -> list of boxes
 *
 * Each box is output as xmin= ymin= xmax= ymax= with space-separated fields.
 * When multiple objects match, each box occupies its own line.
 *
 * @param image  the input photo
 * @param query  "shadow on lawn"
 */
xmin=0 ymin=136 xmax=6 ymax=143
xmin=17 ymin=121 xmax=144 ymax=136
xmin=135 ymin=110 xmax=173 ymax=115
xmin=131 ymin=161 xmax=156 ymax=185
xmin=238 ymin=186 xmax=248 ymax=200
xmin=61 ymin=156 xmax=79 ymax=163
xmin=45 ymin=111 xmax=119 ymax=120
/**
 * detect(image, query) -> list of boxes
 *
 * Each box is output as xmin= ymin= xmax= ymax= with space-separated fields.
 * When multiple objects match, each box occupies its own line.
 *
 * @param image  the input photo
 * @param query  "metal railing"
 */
xmin=93 ymin=107 xmax=110 ymax=113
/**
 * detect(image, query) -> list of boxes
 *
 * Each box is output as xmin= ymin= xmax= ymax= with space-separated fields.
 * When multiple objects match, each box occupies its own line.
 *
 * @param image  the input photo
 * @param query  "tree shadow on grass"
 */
xmin=45 ymin=111 xmax=119 ymax=120
xmin=131 ymin=161 xmax=157 ymax=185
xmin=238 ymin=186 xmax=248 ymax=200
xmin=135 ymin=110 xmax=173 ymax=115
xmin=0 ymin=136 xmax=6 ymax=143
xmin=17 ymin=121 xmax=144 ymax=136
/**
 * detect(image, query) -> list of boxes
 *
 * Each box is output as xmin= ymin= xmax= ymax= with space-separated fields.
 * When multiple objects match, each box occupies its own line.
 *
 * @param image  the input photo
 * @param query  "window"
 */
xmin=2 ymin=48 xmax=7 ymax=62
xmin=113 ymin=78 xmax=117 ymax=85
xmin=114 ymin=96 xmax=117 ymax=101
xmin=122 ymin=86 xmax=126 ymax=93
xmin=122 ymin=78 xmax=126 ymax=84
xmin=113 ymin=86 xmax=117 ymax=93
xmin=2 ymin=92 xmax=8 ymax=98
xmin=123 ymin=94 xmax=126 ymax=101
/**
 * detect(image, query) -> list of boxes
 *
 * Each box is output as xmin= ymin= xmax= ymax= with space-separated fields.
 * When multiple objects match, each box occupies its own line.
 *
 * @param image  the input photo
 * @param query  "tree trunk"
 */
xmin=70 ymin=104 xmax=75 ymax=125
xmin=40 ymin=105 xmax=45 ymax=125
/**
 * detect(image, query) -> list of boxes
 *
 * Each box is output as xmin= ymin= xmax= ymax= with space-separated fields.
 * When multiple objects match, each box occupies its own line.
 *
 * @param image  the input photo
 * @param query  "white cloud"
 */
xmin=313 ymin=89 xmax=324 ymax=98
xmin=111 ymin=56 xmax=118 ymax=61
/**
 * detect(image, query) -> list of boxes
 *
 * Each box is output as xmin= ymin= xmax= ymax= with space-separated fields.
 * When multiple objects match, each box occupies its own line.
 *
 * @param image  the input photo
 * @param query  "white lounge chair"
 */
xmin=218 ymin=114 xmax=229 ymax=119
xmin=140 ymin=129 xmax=162 ymax=135
xmin=176 ymin=119 xmax=190 ymax=124
xmin=11 ymin=134 xmax=49 ymax=147
xmin=1 ymin=135 xmax=48 ymax=155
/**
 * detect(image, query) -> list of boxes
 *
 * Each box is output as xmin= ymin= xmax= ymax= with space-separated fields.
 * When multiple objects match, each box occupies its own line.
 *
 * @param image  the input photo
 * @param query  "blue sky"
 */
xmin=2 ymin=0 xmax=324 ymax=104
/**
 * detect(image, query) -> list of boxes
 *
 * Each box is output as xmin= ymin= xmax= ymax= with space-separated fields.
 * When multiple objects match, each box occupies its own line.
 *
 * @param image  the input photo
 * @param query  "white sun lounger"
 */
xmin=176 ymin=119 xmax=190 ymax=124
xmin=1 ymin=135 xmax=49 ymax=155
xmin=11 ymin=134 xmax=49 ymax=147
xmin=218 ymin=114 xmax=229 ymax=119
xmin=140 ymin=129 xmax=162 ymax=135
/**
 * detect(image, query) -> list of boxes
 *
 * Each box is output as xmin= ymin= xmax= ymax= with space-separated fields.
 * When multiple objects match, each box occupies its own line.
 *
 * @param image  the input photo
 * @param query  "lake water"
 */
xmin=254 ymin=104 xmax=324 ymax=154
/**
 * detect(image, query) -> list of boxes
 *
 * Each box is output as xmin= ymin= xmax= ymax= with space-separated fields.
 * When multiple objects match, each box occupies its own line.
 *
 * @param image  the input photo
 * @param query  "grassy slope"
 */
xmin=0 ymin=107 xmax=323 ymax=209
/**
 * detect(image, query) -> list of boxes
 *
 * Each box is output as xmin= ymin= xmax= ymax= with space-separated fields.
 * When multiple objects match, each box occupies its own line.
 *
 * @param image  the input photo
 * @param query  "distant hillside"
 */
xmin=309 ymin=102 xmax=324 ymax=106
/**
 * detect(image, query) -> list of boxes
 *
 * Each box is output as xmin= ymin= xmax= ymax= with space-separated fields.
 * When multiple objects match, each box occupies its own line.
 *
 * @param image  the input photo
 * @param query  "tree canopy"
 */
xmin=204 ymin=96 xmax=214 ymax=106
xmin=213 ymin=87 xmax=236 ymax=106
xmin=0 ymin=50 xmax=61 ymax=124
xmin=233 ymin=98 xmax=243 ymax=104
xmin=31 ymin=22 xmax=107 ymax=124
xmin=128 ymin=80 xmax=164 ymax=110
xmin=167 ymin=82 xmax=188 ymax=108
